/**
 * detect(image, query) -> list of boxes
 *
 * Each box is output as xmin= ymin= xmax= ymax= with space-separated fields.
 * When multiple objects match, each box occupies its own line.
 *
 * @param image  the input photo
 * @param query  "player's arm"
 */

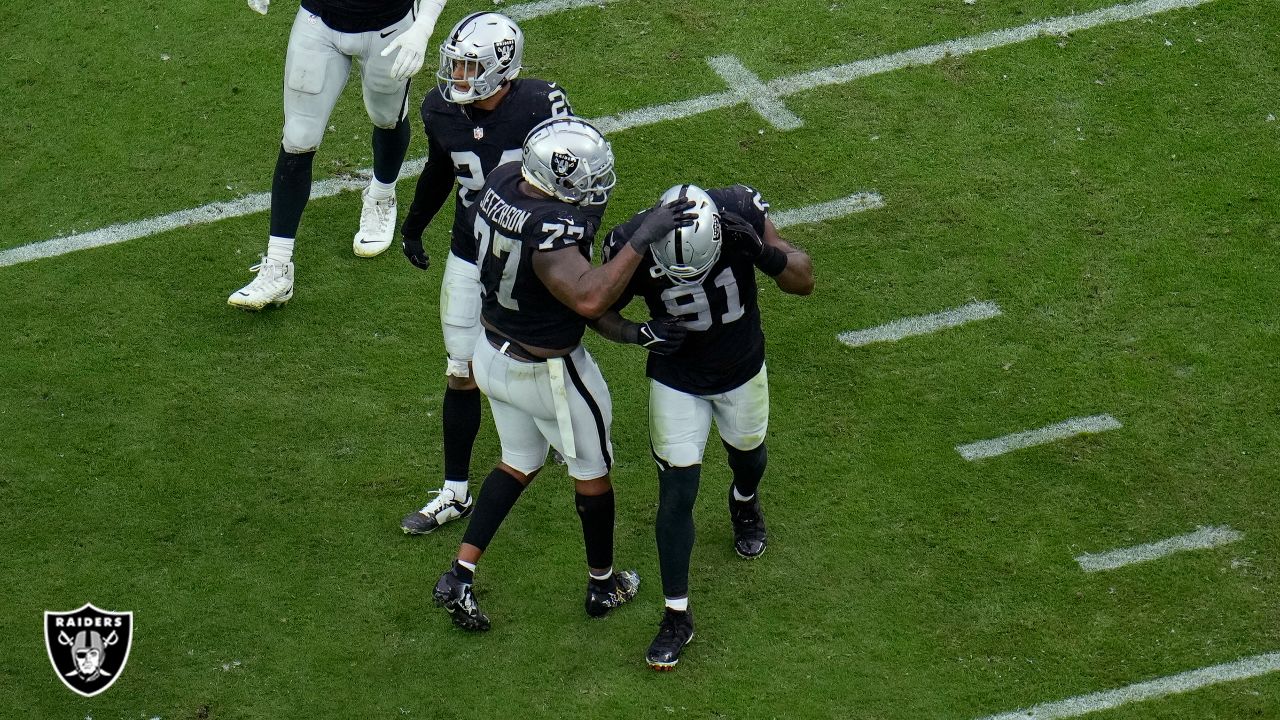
xmin=533 ymin=199 xmax=696 ymax=319
xmin=722 ymin=211 xmax=814 ymax=296
xmin=759 ymin=218 xmax=814 ymax=296
xmin=400 ymin=134 xmax=455 ymax=270
xmin=590 ymin=310 xmax=688 ymax=355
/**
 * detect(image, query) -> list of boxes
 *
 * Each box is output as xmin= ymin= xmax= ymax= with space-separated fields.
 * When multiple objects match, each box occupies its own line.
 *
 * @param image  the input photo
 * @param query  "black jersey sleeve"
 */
xmin=710 ymin=185 xmax=771 ymax=236
xmin=530 ymin=210 xmax=593 ymax=253
xmin=400 ymin=133 xmax=455 ymax=242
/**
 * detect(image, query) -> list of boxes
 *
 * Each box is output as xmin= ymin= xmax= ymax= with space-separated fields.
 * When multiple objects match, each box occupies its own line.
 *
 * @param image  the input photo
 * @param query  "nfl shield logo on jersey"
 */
xmin=551 ymin=151 xmax=579 ymax=178
xmin=473 ymin=127 xmax=485 ymax=140
xmin=44 ymin=603 xmax=134 ymax=697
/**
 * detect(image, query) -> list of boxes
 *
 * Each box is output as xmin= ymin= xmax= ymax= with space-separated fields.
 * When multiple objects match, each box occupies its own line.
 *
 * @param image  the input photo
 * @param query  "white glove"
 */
xmin=247 ymin=0 xmax=269 ymax=15
xmin=380 ymin=0 xmax=446 ymax=80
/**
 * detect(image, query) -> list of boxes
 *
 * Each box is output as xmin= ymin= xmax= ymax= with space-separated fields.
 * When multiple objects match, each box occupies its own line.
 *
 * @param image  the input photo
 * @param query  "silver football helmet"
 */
xmin=521 ymin=117 xmax=616 ymax=206
xmin=649 ymin=185 xmax=721 ymax=284
xmin=436 ymin=12 xmax=523 ymax=104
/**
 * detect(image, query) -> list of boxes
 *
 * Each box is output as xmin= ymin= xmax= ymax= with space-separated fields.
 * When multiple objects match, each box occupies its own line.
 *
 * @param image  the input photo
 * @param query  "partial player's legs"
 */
xmin=646 ymin=380 xmax=714 ymax=669
xmin=401 ymin=254 xmax=484 ymax=534
xmin=712 ymin=366 xmax=771 ymax=559
xmin=230 ymin=8 xmax=351 ymax=309
xmin=351 ymin=11 xmax=414 ymax=257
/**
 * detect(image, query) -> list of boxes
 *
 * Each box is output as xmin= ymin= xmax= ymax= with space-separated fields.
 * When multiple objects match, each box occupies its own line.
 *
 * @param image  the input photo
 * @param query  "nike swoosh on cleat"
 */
xmin=237 ymin=292 xmax=250 ymax=296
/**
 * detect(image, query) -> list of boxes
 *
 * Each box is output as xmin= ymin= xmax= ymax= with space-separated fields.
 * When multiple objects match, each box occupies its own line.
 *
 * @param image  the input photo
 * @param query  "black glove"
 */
xmin=720 ymin=210 xmax=765 ymax=260
xmin=627 ymin=199 xmax=697 ymax=253
xmin=402 ymin=236 xmax=430 ymax=271
xmin=721 ymin=210 xmax=788 ymax=276
xmin=626 ymin=316 xmax=688 ymax=355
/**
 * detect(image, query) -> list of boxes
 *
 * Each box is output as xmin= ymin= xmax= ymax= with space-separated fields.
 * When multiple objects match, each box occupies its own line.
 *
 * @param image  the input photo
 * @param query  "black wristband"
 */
xmin=755 ymin=245 xmax=788 ymax=276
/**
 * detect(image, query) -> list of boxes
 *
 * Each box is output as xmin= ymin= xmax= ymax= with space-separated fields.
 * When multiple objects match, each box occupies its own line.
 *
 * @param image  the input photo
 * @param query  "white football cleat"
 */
xmin=228 ymin=257 xmax=294 ymax=310
xmin=353 ymin=188 xmax=397 ymax=257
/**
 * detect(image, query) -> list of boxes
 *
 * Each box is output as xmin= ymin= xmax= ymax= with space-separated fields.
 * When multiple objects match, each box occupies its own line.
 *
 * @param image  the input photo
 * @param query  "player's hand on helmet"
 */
xmin=629 ymin=316 xmax=688 ymax=355
xmin=247 ymin=0 xmax=269 ymax=15
xmin=402 ymin=236 xmax=430 ymax=271
xmin=721 ymin=210 xmax=765 ymax=260
xmin=627 ymin=199 xmax=697 ymax=253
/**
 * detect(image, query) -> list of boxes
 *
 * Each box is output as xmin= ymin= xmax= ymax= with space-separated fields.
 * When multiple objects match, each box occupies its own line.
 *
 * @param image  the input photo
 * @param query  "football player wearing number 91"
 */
xmin=594 ymin=183 xmax=814 ymax=670
xmin=396 ymin=12 xmax=577 ymax=537
xmin=430 ymin=117 xmax=698 ymax=631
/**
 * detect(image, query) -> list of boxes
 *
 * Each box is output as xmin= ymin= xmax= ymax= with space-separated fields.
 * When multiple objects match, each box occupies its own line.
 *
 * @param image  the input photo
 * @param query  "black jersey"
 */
xmin=300 ymin=0 xmax=412 ymax=33
xmin=605 ymin=185 xmax=772 ymax=395
xmin=470 ymin=163 xmax=604 ymax=350
xmin=401 ymin=79 xmax=572 ymax=264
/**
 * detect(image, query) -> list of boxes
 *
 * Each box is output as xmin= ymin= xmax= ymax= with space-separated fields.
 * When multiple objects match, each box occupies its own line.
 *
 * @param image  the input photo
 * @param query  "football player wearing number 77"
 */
xmin=429 ymin=117 xmax=698 ymax=631
xmin=230 ymin=0 xmax=447 ymax=311
xmin=594 ymin=183 xmax=814 ymax=669
xmin=394 ymin=13 xmax=581 ymax=538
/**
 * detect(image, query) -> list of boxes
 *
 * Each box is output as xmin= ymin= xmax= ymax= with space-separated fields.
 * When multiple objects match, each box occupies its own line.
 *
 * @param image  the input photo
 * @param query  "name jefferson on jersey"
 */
xmin=605 ymin=185 xmax=772 ymax=395
xmin=470 ymin=163 xmax=603 ymax=350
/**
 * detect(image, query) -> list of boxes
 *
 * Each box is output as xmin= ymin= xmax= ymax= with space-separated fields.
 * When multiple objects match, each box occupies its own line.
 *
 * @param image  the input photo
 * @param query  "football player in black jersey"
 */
xmin=230 ymin=0 xmax=447 ymax=310
xmin=430 ymin=117 xmax=696 ymax=631
xmin=594 ymin=183 xmax=813 ymax=669
xmin=396 ymin=13 xmax=577 ymax=536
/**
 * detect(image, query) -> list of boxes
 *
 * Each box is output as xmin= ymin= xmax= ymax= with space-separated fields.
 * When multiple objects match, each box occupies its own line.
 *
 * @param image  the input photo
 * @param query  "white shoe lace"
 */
xmin=360 ymin=195 xmax=394 ymax=233
xmin=419 ymin=488 xmax=460 ymax=516
xmin=243 ymin=257 xmax=288 ymax=292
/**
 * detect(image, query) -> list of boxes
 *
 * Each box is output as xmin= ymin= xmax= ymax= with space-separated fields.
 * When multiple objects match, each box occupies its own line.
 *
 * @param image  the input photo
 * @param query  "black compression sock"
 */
xmin=371 ymin=119 xmax=411 ymax=185
xmin=269 ymin=146 xmax=316 ymax=238
xmin=442 ymin=386 xmax=482 ymax=483
xmin=460 ymin=467 xmax=527 ymax=552
xmin=724 ymin=441 xmax=767 ymax=499
xmin=576 ymin=488 xmax=616 ymax=571
xmin=656 ymin=464 xmax=700 ymax=598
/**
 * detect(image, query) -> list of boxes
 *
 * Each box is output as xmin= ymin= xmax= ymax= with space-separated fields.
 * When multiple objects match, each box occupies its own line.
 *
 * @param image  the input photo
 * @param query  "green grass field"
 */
xmin=2 ymin=0 xmax=1278 ymax=718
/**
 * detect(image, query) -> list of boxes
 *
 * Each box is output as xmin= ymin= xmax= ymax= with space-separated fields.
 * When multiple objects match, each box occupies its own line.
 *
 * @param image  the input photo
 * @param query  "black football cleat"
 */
xmin=585 ymin=569 xmax=640 ymax=618
xmin=401 ymin=488 xmax=474 ymax=535
xmin=646 ymin=608 xmax=695 ymax=670
xmin=433 ymin=570 xmax=491 ymax=631
xmin=729 ymin=490 xmax=768 ymax=559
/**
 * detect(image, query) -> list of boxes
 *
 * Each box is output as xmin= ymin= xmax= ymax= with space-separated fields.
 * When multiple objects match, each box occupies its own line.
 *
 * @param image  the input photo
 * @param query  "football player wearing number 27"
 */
xmin=595 ymin=184 xmax=814 ymax=669
xmin=230 ymin=0 xmax=447 ymax=310
xmin=394 ymin=13 xmax=577 ymax=537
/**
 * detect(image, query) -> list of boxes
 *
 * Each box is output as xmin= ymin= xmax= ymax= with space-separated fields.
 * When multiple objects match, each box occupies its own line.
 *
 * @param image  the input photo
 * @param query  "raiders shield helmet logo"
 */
xmin=551 ymin=151 xmax=579 ymax=179
xmin=44 ymin=603 xmax=133 ymax=697
xmin=493 ymin=39 xmax=516 ymax=67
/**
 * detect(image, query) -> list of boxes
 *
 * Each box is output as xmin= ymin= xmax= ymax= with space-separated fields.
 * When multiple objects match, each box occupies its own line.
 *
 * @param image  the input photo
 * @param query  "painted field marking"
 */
xmin=974 ymin=651 xmax=1280 ymax=720
xmin=592 ymin=0 xmax=1216 ymax=133
xmin=838 ymin=300 xmax=1002 ymax=348
xmin=503 ymin=0 xmax=624 ymax=21
xmin=772 ymin=192 xmax=885 ymax=229
xmin=955 ymin=414 xmax=1122 ymax=460
xmin=1 ymin=0 xmax=1214 ymax=268
xmin=706 ymin=55 xmax=804 ymax=130
xmin=1075 ymin=525 xmax=1243 ymax=572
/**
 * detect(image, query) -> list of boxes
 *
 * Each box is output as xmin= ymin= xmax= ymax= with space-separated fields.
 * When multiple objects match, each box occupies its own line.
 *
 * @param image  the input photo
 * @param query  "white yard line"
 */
xmin=838 ymin=301 xmax=1001 ymax=348
xmin=974 ymin=651 xmax=1280 ymax=720
xmin=593 ymin=0 xmax=1216 ymax=133
xmin=706 ymin=55 xmax=805 ymax=131
xmin=1 ymin=0 xmax=1214 ymax=268
xmin=503 ymin=0 xmax=624 ymax=20
xmin=955 ymin=414 xmax=1122 ymax=460
xmin=1075 ymin=525 xmax=1243 ymax=572
xmin=771 ymin=192 xmax=885 ymax=229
